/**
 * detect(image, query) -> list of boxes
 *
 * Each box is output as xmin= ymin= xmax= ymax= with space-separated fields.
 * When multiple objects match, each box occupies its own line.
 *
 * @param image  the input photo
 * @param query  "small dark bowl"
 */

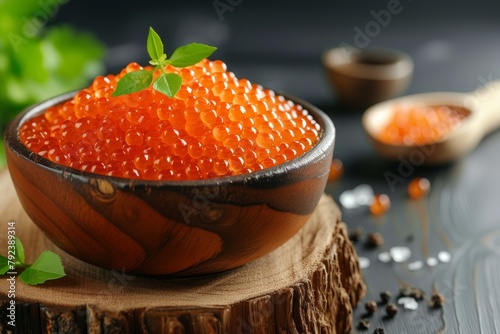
xmin=5 ymin=91 xmax=335 ymax=276
xmin=323 ymin=46 xmax=414 ymax=108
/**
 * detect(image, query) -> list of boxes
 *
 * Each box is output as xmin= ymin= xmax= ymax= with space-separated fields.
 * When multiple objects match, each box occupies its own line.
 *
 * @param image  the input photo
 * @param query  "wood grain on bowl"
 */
xmin=0 ymin=169 xmax=365 ymax=333
xmin=4 ymin=92 xmax=335 ymax=276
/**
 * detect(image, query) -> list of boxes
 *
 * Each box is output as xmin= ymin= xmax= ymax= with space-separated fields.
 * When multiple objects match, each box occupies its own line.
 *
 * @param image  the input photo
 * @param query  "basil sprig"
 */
xmin=113 ymin=27 xmax=217 ymax=98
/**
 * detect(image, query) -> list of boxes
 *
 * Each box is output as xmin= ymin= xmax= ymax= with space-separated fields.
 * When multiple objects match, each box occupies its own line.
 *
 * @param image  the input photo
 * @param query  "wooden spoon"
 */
xmin=362 ymin=81 xmax=500 ymax=164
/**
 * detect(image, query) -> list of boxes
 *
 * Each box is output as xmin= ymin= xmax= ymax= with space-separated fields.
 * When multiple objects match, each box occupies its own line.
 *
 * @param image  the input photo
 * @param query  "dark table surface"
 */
xmin=54 ymin=1 xmax=500 ymax=333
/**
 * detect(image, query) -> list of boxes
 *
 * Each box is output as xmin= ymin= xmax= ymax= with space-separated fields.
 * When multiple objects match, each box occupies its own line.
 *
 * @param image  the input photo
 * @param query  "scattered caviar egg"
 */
xmin=20 ymin=60 xmax=321 ymax=181
xmin=377 ymin=105 xmax=469 ymax=145
xmin=369 ymin=194 xmax=391 ymax=216
xmin=407 ymin=177 xmax=431 ymax=199
xmin=327 ymin=159 xmax=343 ymax=182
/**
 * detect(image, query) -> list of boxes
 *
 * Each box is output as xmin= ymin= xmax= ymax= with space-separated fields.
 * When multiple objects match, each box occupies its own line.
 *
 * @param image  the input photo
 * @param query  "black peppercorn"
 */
xmin=431 ymin=292 xmax=445 ymax=308
xmin=365 ymin=300 xmax=377 ymax=314
xmin=400 ymin=285 xmax=425 ymax=300
xmin=349 ymin=227 xmax=364 ymax=243
xmin=366 ymin=232 xmax=384 ymax=248
xmin=358 ymin=318 xmax=371 ymax=330
xmin=399 ymin=286 xmax=412 ymax=297
xmin=373 ymin=329 xmax=385 ymax=334
xmin=411 ymin=287 xmax=425 ymax=301
xmin=380 ymin=290 xmax=392 ymax=304
xmin=385 ymin=303 xmax=398 ymax=317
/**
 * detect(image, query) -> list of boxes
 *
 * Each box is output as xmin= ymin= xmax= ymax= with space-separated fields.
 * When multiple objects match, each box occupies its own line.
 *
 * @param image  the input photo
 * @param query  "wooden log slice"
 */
xmin=0 ymin=170 xmax=365 ymax=334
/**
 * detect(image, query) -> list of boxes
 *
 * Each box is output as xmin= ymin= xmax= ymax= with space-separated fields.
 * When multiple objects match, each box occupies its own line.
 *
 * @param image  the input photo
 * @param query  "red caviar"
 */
xmin=20 ymin=60 xmax=321 ymax=180
xmin=407 ymin=177 xmax=431 ymax=199
xmin=378 ymin=105 xmax=469 ymax=145
xmin=369 ymin=194 xmax=391 ymax=216
xmin=327 ymin=159 xmax=343 ymax=182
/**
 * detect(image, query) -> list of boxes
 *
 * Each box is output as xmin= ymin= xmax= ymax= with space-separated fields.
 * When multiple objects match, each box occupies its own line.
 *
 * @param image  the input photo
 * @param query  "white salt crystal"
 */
xmin=407 ymin=260 xmax=423 ymax=271
xmin=358 ymin=257 xmax=370 ymax=269
xmin=339 ymin=190 xmax=358 ymax=209
xmin=353 ymin=184 xmax=374 ymax=206
xmin=398 ymin=297 xmax=419 ymax=310
xmin=438 ymin=251 xmax=451 ymax=263
xmin=390 ymin=247 xmax=412 ymax=263
xmin=378 ymin=251 xmax=392 ymax=263
xmin=426 ymin=257 xmax=438 ymax=267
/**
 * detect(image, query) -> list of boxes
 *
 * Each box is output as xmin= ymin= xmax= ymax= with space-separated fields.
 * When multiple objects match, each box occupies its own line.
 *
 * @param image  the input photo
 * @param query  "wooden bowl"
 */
xmin=4 ymin=91 xmax=335 ymax=276
xmin=323 ymin=46 xmax=414 ymax=108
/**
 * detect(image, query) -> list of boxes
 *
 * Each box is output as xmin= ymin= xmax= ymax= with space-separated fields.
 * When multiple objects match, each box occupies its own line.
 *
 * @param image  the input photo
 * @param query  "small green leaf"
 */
xmin=112 ymin=70 xmax=153 ymax=97
xmin=147 ymin=27 xmax=164 ymax=61
xmin=0 ymin=256 xmax=9 ymax=275
xmin=19 ymin=251 xmax=65 ymax=285
xmin=169 ymin=43 xmax=217 ymax=68
xmin=149 ymin=54 xmax=168 ymax=66
xmin=15 ymin=237 xmax=25 ymax=265
xmin=153 ymin=73 xmax=182 ymax=98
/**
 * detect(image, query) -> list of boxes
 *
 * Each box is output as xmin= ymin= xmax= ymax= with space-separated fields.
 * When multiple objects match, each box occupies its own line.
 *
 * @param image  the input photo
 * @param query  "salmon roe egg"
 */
xmin=369 ymin=194 xmax=391 ymax=216
xmin=20 ymin=60 xmax=321 ymax=181
xmin=407 ymin=177 xmax=431 ymax=199
xmin=327 ymin=159 xmax=343 ymax=182
xmin=377 ymin=105 xmax=469 ymax=146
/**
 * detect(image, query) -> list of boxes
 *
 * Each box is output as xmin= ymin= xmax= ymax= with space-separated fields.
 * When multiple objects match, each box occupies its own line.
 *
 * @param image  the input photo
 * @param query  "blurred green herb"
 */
xmin=0 ymin=0 xmax=105 ymax=167
xmin=0 ymin=237 xmax=66 ymax=285
xmin=113 ymin=27 xmax=216 ymax=98
xmin=0 ymin=139 xmax=5 ymax=167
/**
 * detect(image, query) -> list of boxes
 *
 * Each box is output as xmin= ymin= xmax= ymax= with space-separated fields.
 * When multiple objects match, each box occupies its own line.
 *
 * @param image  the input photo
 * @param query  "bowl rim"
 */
xmin=5 ymin=90 xmax=335 ymax=187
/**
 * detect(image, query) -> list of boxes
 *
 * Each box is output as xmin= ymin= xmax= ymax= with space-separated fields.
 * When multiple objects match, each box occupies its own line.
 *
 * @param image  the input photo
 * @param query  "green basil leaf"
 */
xmin=15 ymin=237 xmax=25 ymax=265
xmin=19 ymin=251 xmax=66 ymax=285
xmin=112 ymin=70 xmax=153 ymax=97
xmin=147 ymin=27 xmax=164 ymax=61
xmin=169 ymin=43 xmax=217 ymax=68
xmin=0 ymin=255 xmax=9 ymax=275
xmin=153 ymin=73 xmax=182 ymax=98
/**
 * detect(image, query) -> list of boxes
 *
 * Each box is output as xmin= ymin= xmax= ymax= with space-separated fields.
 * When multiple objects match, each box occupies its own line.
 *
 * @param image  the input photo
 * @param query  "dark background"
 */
xmin=54 ymin=0 xmax=500 ymax=104
xmin=54 ymin=1 xmax=500 ymax=333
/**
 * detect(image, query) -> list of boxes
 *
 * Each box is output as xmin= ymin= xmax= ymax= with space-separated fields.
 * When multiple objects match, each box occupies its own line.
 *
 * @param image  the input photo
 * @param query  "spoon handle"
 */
xmin=470 ymin=81 xmax=500 ymax=135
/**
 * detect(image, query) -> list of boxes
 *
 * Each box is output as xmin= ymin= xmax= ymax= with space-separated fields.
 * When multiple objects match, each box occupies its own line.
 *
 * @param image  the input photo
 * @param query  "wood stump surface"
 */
xmin=0 ymin=169 xmax=365 ymax=333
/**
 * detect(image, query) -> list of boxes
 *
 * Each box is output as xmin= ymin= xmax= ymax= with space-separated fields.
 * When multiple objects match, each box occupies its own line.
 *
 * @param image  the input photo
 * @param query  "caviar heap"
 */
xmin=377 ymin=105 xmax=469 ymax=145
xmin=20 ymin=60 xmax=321 ymax=180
